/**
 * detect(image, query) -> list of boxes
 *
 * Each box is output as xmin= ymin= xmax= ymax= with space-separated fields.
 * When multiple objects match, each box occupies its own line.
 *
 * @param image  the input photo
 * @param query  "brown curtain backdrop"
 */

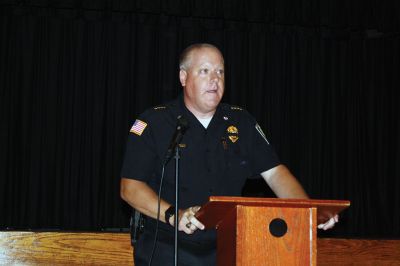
xmin=1 ymin=0 xmax=399 ymax=238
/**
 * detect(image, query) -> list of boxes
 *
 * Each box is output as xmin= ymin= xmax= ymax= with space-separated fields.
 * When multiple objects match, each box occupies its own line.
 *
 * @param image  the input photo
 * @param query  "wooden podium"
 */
xmin=196 ymin=196 xmax=350 ymax=266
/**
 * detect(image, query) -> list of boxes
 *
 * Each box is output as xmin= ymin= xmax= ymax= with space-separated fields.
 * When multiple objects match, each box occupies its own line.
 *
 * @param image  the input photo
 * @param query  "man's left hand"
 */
xmin=317 ymin=214 xmax=339 ymax=230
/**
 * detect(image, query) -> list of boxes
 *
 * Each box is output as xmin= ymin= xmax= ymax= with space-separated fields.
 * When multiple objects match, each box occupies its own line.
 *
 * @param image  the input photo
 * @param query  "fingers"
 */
xmin=318 ymin=215 xmax=339 ymax=231
xmin=334 ymin=214 xmax=339 ymax=223
xmin=188 ymin=214 xmax=205 ymax=230
xmin=323 ymin=218 xmax=335 ymax=230
xmin=178 ymin=213 xmax=194 ymax=234
xmin=178 ymin=206 xmax=205 ymax=234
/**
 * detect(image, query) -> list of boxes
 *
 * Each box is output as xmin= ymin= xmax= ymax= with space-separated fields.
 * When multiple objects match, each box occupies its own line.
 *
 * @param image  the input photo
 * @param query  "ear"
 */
xmin=179 ymin=70 xmax=187 ymax=86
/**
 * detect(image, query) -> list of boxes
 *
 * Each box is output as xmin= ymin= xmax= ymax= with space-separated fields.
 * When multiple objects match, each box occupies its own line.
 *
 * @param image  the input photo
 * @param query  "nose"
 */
xmin=210 ymin=70 xmax=220 ymax=82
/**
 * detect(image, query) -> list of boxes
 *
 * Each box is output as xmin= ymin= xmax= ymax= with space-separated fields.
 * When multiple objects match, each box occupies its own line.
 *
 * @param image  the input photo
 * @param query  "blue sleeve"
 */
xmin=249 ymin=118 xmax=281 ymax=177
xmin=120 ymin=115 xmax=158 ymax=182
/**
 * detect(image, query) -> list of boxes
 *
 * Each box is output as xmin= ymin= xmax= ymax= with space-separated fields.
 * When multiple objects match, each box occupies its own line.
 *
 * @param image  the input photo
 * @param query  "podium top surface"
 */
xmin=196 ymin=196 xmax=350 ymax=229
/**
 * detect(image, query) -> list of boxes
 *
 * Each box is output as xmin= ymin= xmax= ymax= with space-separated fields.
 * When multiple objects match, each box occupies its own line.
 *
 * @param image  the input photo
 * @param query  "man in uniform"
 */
xmin=120 ymin=43 xmax=338 ymax=265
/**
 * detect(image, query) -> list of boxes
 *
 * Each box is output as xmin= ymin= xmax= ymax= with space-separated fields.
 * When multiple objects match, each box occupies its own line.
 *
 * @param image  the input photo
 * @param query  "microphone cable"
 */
xmin=148 ymin=164 xmax=166 ymax=266
xmin=148 ymin=115 xmax=188 ymax=265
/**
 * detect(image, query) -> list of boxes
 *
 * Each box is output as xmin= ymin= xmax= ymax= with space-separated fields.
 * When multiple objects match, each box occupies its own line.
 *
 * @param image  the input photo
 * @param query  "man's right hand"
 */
xmin=169 ymin=206 xmax=205 ymax=234
xmin=121 ymin=178 xmax=205 ymax=234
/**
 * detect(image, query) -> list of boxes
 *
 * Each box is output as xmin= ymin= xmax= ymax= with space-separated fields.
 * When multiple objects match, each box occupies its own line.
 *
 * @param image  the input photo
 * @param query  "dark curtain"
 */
xmin=1 ymin=1 xmax=399 ymax=237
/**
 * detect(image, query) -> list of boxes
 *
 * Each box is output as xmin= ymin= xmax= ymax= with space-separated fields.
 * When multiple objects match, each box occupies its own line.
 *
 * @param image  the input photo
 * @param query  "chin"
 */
xmin=203 ymin=102 xmax=220 ymax=111
xmin=205 ymin=93 xmax=222 ymax=101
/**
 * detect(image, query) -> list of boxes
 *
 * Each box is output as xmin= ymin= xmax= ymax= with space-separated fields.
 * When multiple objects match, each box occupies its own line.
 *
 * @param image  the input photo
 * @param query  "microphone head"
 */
xmin=177 ymin=115 xmax=189 ymax=132
xmin=163 ymin=115 xmax=189 ymax=164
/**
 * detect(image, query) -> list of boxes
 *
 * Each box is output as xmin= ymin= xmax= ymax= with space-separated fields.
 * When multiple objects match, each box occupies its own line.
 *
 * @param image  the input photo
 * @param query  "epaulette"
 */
xmin=153 ymin=105 xmax=167 ymax=110
xmin=230 ymin=106 xmax=244 ymax=111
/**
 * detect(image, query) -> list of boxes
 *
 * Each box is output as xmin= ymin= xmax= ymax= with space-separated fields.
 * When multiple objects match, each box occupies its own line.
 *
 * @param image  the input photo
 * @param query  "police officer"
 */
xmin=120 ymin=43 xmax=338 ymax=265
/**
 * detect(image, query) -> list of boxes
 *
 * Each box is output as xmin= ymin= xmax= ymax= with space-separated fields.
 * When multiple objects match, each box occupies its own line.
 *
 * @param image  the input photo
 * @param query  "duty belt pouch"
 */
xmin=130 ymin=209 xmax=145 ymax=247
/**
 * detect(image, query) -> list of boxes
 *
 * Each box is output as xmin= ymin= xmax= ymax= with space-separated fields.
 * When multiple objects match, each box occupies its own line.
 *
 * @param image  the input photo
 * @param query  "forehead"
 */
xmin=189 ymin=47 xmax=224 ymax=67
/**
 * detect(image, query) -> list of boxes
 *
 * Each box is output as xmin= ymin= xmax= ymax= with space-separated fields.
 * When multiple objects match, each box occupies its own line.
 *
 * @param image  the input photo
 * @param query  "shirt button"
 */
xmin=207 ymin=168 xmax=211 ymax=173
xmin=206 ymin=149 xmax=210 ymax=153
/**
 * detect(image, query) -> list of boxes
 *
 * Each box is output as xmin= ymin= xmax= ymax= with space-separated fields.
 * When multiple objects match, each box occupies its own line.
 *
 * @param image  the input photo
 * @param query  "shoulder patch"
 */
xmin=153 ymin=106 xmax=166 ymax=110
xmin=130 ymin=119 xmax=147 ymax=136
xmin=255 ymin=123 xmax=270 ymax=144
xmin=230 ymin=106 xmax=243 ymax=111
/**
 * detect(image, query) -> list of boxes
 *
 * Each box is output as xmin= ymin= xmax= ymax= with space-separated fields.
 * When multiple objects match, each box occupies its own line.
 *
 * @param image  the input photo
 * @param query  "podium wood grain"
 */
xmin=318 ymin=238 xmax=400 ymax=266
xmin=0 ymin=231 xmax=133 ymax=265
xmin=197 ymin=196 xmax=348 ymax=266
xmin=237 ymin=206 xmax=316 ymax=266
xmin=1 ymin=233 xmax=399 ymax=265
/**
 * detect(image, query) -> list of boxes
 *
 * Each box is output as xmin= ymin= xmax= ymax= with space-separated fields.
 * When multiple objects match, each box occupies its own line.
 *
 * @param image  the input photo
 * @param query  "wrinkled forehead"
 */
xmin=188 ymin=47 xmax=225 ymax=67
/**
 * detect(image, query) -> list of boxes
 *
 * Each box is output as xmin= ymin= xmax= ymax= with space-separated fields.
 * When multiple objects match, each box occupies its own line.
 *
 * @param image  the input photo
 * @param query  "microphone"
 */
xmin=163 ymin=115 xmax=189 ymax=164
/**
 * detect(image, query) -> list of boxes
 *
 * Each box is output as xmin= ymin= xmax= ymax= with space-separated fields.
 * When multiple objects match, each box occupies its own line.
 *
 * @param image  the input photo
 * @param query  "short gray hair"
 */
xmin=179 ymin=43 xmax=224 ymax=70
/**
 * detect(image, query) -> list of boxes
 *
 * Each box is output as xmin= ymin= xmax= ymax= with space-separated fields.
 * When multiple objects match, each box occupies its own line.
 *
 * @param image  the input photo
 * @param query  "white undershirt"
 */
xmin=197 ymin=117 xmax=212 ymax=128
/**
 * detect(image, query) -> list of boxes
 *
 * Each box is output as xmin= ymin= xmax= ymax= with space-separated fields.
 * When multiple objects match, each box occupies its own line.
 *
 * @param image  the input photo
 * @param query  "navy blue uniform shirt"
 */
xmin=121 ymin=95 xmax=280 ymax=243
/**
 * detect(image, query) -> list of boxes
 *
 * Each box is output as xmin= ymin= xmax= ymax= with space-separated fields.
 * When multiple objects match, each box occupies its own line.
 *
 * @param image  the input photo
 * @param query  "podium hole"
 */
xmin=269 ymin=218 xmax=287 ymax=237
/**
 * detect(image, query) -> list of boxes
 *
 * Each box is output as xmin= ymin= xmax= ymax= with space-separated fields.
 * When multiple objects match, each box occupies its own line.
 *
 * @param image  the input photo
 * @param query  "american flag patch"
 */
xmin=130 ymin=119 xmax=147 ymax=136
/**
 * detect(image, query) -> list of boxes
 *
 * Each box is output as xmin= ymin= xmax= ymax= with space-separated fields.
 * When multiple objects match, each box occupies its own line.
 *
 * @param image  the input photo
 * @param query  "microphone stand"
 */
xmin=173 ymin=146 xmax=180 ymax=266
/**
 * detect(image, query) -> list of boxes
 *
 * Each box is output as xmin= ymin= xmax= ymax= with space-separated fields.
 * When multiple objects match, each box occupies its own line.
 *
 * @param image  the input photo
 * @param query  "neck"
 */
xmin=183 ymin=101 xmax=216 ymax=120
xmin=189 ymin=108 xmax=215 ymax=119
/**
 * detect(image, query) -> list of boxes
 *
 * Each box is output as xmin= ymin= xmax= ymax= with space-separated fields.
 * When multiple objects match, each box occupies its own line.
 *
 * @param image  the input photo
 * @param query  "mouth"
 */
xmin=206 ymin=84 xmax=218 ymax=93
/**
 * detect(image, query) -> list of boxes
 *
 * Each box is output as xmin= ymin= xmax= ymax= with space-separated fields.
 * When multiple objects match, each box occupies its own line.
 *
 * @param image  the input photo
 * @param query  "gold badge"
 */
xmin=228 ymin=136 xmax=238 ymax=143
xmin=227 ymin=125 xmax=239 ymax=143
xmin=227 ymin=126 xmax=238 ymax=134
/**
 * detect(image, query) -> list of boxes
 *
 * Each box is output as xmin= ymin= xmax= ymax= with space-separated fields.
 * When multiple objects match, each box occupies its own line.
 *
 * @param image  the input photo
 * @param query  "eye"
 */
xmin=216 ymin=69 xmax=224 ymax=75
xmin=199 ymin=68 xmax=209 ymax=74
